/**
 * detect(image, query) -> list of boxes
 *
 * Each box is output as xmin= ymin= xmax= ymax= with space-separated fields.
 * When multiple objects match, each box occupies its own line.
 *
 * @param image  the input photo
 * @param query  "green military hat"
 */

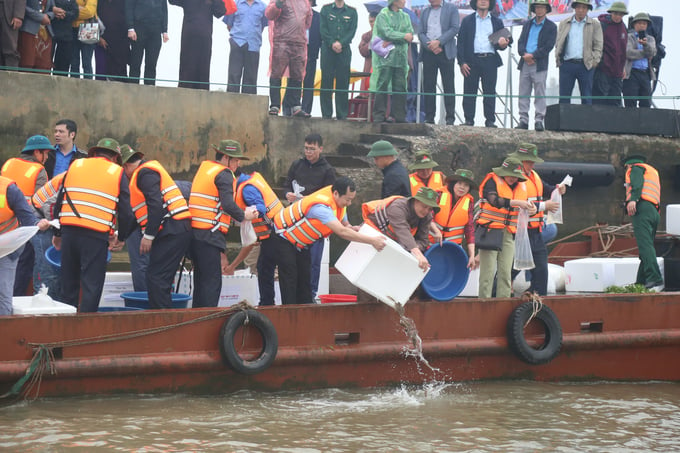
xmin=508 ymin=143 xmax=544 ymax=163
xmin=571 ymin=0 xmax=593 ymax=10
xmin=22 ymin=135 xmax=55 ymax=153
xmin=493 ymin=157 xmax=527 ymax=180
xmin=530 ymin=0 xmax=552 ymax=14
xmin=213 ymin=139 xmax=250 ymax=160
xmin=412 ymin=186 xmax=441 ymax=213
xmin=408 ymin=150 xmax=439 ymax=171
xmin=367 ymin=140 xmax=398 ymax=158
xmin=623 ymin=154 xmax=646 ymax=165
xmin=88 ymin=137 xmax=121 ymax=156
xmin=607 ymin=1 xmax=628 ymax=14
xmin=632 ymin=12 xmax=651 ymax=24
xmin=120 ymin=144 xmax=143 ymax=164
xmin=446 ymin=169 xmax=477 ymax=189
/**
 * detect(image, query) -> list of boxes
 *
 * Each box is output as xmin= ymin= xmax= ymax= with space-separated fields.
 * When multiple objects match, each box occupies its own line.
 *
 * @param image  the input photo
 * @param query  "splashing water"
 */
xmin=393 ymin=302 xmax=442 ymax=379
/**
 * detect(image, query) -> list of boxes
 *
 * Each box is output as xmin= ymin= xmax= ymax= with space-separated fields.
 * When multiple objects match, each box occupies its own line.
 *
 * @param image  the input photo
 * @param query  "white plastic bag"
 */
xmin=240 ymin=220 xmax=257 ymax=246
xmin=292 ymin=180 xmax=305 ymax=200
xmin=0 ymin=226 xmax=39 ymax=259
xmin=514 ymin=209 xmax=535 ymax=271
xmin=546 ymin=174 xmax=572 ymax=225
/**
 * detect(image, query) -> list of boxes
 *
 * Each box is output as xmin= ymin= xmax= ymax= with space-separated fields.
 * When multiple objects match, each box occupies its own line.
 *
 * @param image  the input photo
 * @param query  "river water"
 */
xmin=1 ymin=381 xmax=679 ymax=452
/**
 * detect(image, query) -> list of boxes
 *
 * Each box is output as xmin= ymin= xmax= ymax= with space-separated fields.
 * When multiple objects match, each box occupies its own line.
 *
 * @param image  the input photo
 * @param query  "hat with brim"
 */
xmin=571 ymin=0 xmax=593 ymax=10
xmin=412 ymin=187 xmax=440 ymax=213
xmin=530 ymin=0 xmax=552 ymax=14
xmin=22 ymin=135 xmax=55 ymax=153
xmin=632 ymin=12 xmax=651 ymax=24
xmin=508 ymin=143 xmax=544 ymax=163
xmin=409 ymin=150 xmax=439 ymax=171
xmin=607 ymin=1 xmax=627 ymax=14
xmin=623 ymin=154 xmax=646 ymax=165
xmin=470 ymin=0 xmax=497 ymax=11
xmin=88 ymin=137 xmax=122 ymax=157
xmin=367 ymin=140 xmax=398 ymax=158
xmin=446 ymin=168 xmax=477 ymax=189
xmin=213 ymin=139 xmax=250 ymax=160
xmin=493 ymin=157 xmax=527 ymax=180
xmin=120 ymin=144 xmax=144 ymax=164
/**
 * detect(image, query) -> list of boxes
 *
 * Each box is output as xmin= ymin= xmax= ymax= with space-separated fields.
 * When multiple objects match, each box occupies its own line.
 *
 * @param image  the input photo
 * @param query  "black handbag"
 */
xmin=474 ymin=224 xmax=503 ymax=251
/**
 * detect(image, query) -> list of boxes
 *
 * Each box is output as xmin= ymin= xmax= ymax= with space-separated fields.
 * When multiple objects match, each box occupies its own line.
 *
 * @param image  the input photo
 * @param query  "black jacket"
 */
xmin=51 ymin=0 xmax=79 ymax=41
xmin=45 ymin=146 xmax=87 ymax=179
xmin=285 ymin=156 xmax=336 ymax=196
xmin=517 ymin=17 xmax=557 ymax=73
xmin=457 ymin=12 xmax=507 ymax=68
xmin=381 ymin=160 xmax=410 ymax=198
xmin=125 ymin=0 xmax=168 ymax=32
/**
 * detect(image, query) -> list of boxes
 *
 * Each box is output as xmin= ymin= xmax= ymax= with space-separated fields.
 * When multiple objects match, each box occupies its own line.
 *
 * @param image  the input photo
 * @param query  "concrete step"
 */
xmin=337 ymin=142 xmax=371 ymax=156
xmin=358 ymin=134 xmax=413 ymax=149
xmin=324 ymin=154 xmax=371 ymax=169
xmin=380 ymin=122 xmax=433 ymax=136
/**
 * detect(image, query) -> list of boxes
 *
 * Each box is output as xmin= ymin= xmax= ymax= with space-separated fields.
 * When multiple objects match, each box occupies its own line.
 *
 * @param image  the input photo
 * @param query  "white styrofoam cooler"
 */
xmin=565 ymin=257 xmax=664 ymax=292
xmin=335 ymin=224 xmax=428 ymax=308
xmin=667 ymin=205 xmax=680 ymax=236
xmin=13 ymin=295 xmax=77 ymax=315
xmin=459 ymin=268 xmax=479 ymax=297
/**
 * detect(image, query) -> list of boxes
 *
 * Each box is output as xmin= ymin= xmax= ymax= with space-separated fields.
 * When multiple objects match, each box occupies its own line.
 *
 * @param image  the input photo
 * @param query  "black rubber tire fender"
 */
xmin=506 ymin=302 xmax=563 ymax=365
xmin=219 ymin=309 xmax=278 ymax=375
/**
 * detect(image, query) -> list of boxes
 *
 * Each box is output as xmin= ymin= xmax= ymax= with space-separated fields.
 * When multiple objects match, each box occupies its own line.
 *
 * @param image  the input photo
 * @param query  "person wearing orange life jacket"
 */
xmin=508 ymin=143 xmax=566 ymax=296
xmin=0 ymin=177 xmax=50 ymax=315
xmin=188 ymin=140 xmax=258 ymax=308
xmin=363 ymin=186 xmax=441 ymax=271
xmin=121 ymin=145 xmax=192 ymax=309
xmin=408 ymin=150 xmax=446 ymax=196
xmin=1 ymin=135 xmax=51 ymax=297
xmin=272 ymin=177 xmax=386 ymax=305
xmin=624 ymin=154 xmax=662 ymax=290
xmin=52 ymin=138 xmax=136 ymax=313
xmin=476 ymin=156 xmax=536 ymax=299
xmin=231 ymin=171 xmax=283 ymax=306
xmin=432 ymin=169 xmax=478 ymax=270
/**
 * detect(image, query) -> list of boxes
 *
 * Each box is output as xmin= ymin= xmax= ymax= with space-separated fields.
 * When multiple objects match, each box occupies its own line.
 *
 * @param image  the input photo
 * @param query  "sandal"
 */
xmin=268 ymin=106 xmax=280 ymax=116
xmin=292 ymin=107 xmax=311 ymax=118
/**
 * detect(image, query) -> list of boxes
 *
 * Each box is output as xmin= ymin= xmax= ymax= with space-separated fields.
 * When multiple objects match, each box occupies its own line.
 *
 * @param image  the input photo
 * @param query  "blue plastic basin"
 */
xmin=45 ymin=246 xmax=111 ymax=268
xmin=121 ymin=291 xmax=191 ymax=309
xmin=422 ymin=242 xmax=470 ymax=301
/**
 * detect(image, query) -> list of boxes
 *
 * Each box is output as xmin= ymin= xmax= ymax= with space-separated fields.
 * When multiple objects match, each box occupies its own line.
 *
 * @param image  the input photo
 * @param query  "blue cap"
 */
xmin=22 ymin=135 xmax=55 ymax=153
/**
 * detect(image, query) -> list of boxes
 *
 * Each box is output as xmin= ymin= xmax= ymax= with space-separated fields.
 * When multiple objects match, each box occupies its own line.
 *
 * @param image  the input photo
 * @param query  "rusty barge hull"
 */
xmin=1 ymin=293 xmax=680 ymax=398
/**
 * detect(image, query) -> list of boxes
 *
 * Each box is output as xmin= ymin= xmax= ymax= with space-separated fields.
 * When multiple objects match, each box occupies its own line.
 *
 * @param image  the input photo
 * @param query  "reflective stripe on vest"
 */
xmin=625 ymin=163 xmax=660 ymax=207
xmin=129 ymin=160 xmax=190 ymax=231
xmin=234 ymin=172 xmax=283 ymax=241
xmin=433 ymin=191 xmax=473 ymax=245
xmin=361 ymin=195 xmax=416 ymax=241
xmin=189 ymin=161 xmax=235 ymax=234
xmin=409 ymin=171 xmax=445 ymax=196
xmin=0 ymin=176 xmax=19 ymax=234
xmin=476 ymin=172 xmax=527 ymax=234
xmin=59 ymin=158 xmax=123 ymax=233
xmin=523 ymin=169 xmax=544 ymax=229
xmin=273 ymin=185 xmax=343 ymax=249
xmin=1 ymin=158 xmax=42 ymax=202
xmin=32 ymin=172 xmax=65 ymax=210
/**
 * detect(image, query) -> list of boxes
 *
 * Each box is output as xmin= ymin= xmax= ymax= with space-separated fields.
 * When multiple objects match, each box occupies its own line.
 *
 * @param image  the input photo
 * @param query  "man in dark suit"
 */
xmin=515 ymin=0 xmax=556 ymax=131
xmin=457 ymin=0 xmax=508 ymax=128
xmin=417 ymin=0 xmax=459 ymax=125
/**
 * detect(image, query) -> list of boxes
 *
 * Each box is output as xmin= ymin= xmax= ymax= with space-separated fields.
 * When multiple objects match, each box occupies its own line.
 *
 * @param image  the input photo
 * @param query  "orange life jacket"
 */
xmin=129 ymin=160 xmax=190 ymax=232
xmin=523 ymin=169 xmax=544 ymax=230
xmin=626 ymin=163 xmax=660 ymax=207
xmin=234 ymin=172 xmax=283 ymax=241
xmin=273 ymin=185 xmax=344 ymax=249
xmin=362 ymin=195 xmax=417 ymax=241
xmin=32 ymin=172 xmax=66 ymax=210
xmin=1 ymin=157 xmax=43 ymax=201
xmin=432 ymin=191 xmax=473 ymax=244
xmin=0 ymin=176 xmax=19 ymax=234
xmin=189 ymin=161 xmax=236 ymax=234
xmin=59 ymin=157 xmax=123 ymax=233
xmin=409 ymin=171 xmax=445 ymax=196
xmin=476 ymin=172 xmax=527 ymax=234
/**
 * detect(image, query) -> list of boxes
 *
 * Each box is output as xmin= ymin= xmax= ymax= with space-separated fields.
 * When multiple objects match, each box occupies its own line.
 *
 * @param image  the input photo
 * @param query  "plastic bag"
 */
xmin=0 ymin=226 xmax=39 ymax=259
xmin=292 ymin=180 xmax=305 ymax=200
xmin=240 ymin=220 xmax=257 ymax=246
xmin=546 ymin=174 xmax=572 ymax=225
xmin=514 ymin=209 xmax=535 ymax=271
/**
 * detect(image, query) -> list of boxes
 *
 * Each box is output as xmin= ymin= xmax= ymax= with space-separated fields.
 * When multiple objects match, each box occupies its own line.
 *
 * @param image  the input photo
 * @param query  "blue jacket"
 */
xmin=457 ymin=11 xmax=506 ymax=68
xmin=417 ymin=2 xmax=459 ymax=62
xmin=517 ymin=17 xmax=556 ymax=73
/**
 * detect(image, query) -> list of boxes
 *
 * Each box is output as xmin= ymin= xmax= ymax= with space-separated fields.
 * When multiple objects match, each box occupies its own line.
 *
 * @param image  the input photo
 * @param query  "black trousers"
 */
xmin=128 ymin=22 xmax=162 ymax=85
xmin=422 ymin=50 xmax=456 ymax=123
xmin=147 ymin=231 xmax=191 ymax=309
xmin=256 ymin=235 xmax=277 ymax=306
xmin=189 ymin=237 xmax=222 ymax=308
xmin=511 ymin=227 xmax=549 ymax=296
xmin=622 ymin=69 xmax=652 ymax=108
xmin=592 ymin=69 xmax=622 ymax=106
xmin=270 ymin=77 xmax=302 ymax=110
xmin=227 ymin=39 xmax=260 ymax=94
xmin=52 ymin=38 xmax=73 ymax=76
xmin=462 ymin=55 xmax=498 ymax=124
xmin=301 ymin=57 xmax=317 ymax=114
xmin=13 ymin=241 xmax=34 ymax=296
xmin=60 ymin=227 xmax=109 ymax=312
xmin=270 ymin=234 xmax=313 ymax=305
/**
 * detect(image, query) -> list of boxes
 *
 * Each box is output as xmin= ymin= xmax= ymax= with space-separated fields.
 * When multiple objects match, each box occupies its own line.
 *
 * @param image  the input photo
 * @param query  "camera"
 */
xmin=638 ymin=30 xmax=646 ymax=40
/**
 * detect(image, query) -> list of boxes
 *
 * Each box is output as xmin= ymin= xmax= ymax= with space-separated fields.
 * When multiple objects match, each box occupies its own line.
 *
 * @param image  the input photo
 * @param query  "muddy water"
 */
xmin=1 ymin=381 xmax=679 ymax=452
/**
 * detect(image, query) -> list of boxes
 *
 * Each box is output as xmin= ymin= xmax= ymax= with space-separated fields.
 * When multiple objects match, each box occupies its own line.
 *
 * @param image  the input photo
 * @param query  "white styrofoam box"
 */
xmin=335 ymin=224 xmax=428 ymax=308
xmin=565 ymin=258 xmax=616 ymax=292
xmin=219 ymin=271 xmax=259 ymax=307
xmin=321 ymin=237 xmax=330 ymax=264
xmin=611 ymin=257 xmax=664 ymax=287
xmin=667 ymin=205 xmax=680 ymax=236
xmin=100 ymin=272 xmax=135 ymax=307
xmin=549 ymin=264 xmax=566 ymax=293
xmin=459 ymin=267 xmax=479 ymax=297
xmin=317 ymin=262 xmax=330 ymax=296
xmin=13 ymin=295 xmax=76 ymax=315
